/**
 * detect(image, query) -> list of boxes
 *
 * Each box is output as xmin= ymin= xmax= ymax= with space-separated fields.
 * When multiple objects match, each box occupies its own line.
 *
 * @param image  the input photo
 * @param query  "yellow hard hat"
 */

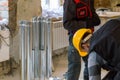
xmin=73 ymin=28 xmax=92 ymax=57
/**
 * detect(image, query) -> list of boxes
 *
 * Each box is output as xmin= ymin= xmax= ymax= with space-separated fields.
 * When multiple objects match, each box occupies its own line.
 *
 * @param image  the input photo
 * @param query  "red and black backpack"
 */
xmin=74 ymin=0 xmax=101 ymax=26
xmin=74 ymin=0 xmax=92 ymax=19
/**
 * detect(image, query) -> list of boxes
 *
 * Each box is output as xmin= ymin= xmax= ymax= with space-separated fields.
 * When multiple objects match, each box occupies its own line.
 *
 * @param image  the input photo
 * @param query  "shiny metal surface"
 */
xmin=19 ymin=17 xmax=54 ymax=80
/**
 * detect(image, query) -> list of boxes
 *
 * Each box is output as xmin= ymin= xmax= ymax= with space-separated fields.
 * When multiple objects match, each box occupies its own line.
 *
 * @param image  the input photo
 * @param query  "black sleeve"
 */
xmin=90 ymin=0 xmax=96 ymax=13
xmin=86 ymin=0 xmax=101 ymax=27
xmin=63 ymin=0 xmax=87 ymax=32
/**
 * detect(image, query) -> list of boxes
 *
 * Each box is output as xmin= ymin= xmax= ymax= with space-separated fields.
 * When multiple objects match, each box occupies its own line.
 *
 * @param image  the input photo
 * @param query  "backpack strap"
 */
xmin=87 ymin=0 xmax=92 ymax=17
xmin=74 ymin=0 xmax=80 ymax=4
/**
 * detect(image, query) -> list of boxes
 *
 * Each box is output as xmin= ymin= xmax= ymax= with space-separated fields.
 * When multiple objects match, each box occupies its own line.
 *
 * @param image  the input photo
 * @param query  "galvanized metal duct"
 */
xmin=19 ymin=17 xmax=53 ymax=80
xmin=19 ymin=20 xmax=33 ymax=80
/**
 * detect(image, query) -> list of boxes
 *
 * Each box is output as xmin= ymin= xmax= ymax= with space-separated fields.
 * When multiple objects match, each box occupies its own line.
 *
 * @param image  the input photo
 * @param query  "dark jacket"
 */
xmin=89 ymin=18 xmax=120 ymax=72
xmin=63 ymin=0 xmax=100 ymax=32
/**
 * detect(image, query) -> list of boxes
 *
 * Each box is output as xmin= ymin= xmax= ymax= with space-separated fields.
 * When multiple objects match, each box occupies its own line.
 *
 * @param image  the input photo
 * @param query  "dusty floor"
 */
xmin=0 ymin=52 xmax=108 ymax=80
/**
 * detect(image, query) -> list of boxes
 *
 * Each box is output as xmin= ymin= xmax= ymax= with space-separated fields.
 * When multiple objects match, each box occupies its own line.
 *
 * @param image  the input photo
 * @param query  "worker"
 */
xmin=63 ymin=0 xmax=101 ymax=79
xmin=73 ymin=18 xmax=120 ymax=80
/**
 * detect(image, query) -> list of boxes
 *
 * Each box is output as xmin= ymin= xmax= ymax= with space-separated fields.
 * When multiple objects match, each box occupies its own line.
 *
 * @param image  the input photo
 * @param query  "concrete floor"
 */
xmin=52 ymin=53 xmax=108 ymax=80
xmin=0 ymin=52 xmax=108 ymax=80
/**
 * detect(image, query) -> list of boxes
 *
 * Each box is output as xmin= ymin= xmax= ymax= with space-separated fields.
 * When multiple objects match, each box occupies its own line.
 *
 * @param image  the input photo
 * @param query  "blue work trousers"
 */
xmin=66 ymin=33 xmax=89 ymax=80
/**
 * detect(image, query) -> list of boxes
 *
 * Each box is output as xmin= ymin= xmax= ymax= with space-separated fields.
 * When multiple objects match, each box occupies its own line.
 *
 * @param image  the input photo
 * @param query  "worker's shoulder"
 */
xmin=108 ymin=18 xmax=120 ymax=23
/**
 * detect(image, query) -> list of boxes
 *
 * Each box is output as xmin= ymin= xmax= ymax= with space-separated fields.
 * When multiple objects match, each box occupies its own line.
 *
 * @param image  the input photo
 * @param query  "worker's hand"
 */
xmin=81 ymin=43 xmax=89 ymax=52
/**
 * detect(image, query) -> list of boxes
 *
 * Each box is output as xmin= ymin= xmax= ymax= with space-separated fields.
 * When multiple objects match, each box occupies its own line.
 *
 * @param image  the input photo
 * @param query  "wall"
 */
xmin=9 ymin=0 xmax=42 ymax=63
xmin=94 ymin=0 xmax=120 ymax=10
xmin=94 ymin=0 xmax=111 ymax=9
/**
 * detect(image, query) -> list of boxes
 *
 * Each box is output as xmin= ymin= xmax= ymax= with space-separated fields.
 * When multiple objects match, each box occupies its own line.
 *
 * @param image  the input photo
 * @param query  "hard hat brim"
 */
xmin=73 ymin=28 xmax=92 ymax=57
